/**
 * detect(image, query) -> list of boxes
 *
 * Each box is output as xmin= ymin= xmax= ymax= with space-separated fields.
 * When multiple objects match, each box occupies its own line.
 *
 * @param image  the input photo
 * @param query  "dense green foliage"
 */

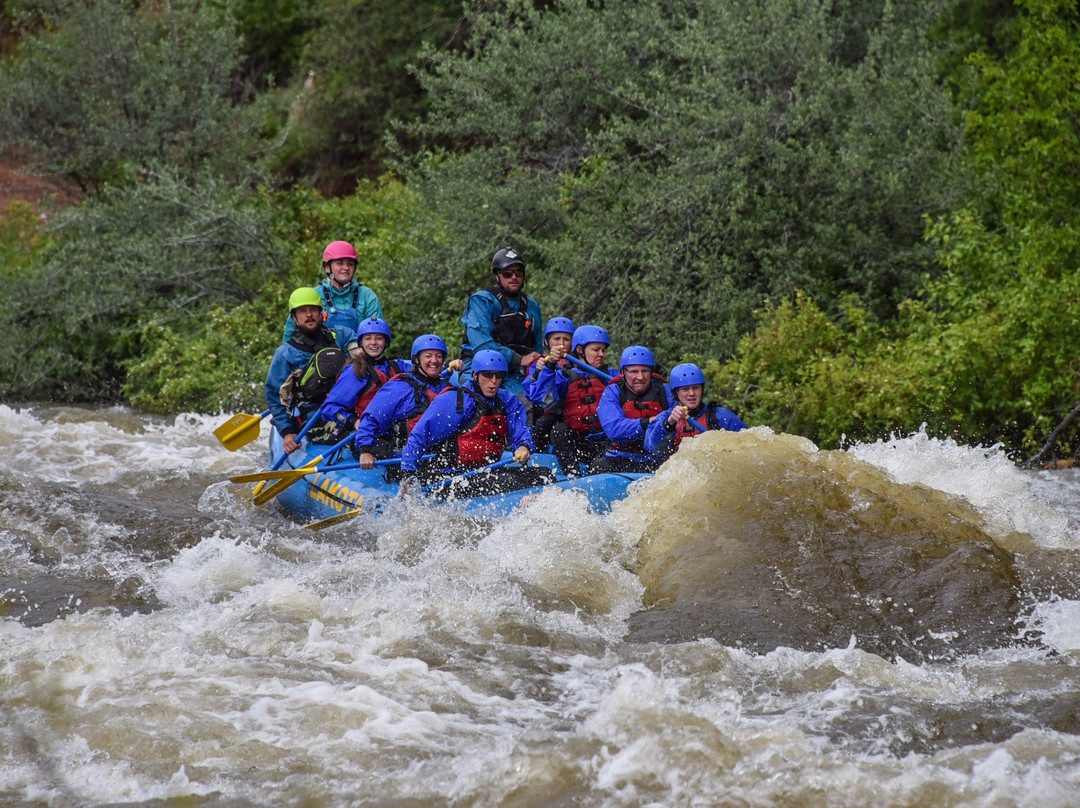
xmin=713 ymin=0 xmax=1080 ymax=455
xmin=1 ymin=0 xmax=1076 ymax=459
xmin=0 ymin=0 xmax=284 ymax=403
xmin=0 ymin=0 xmax=260 ymax=192
xmin=0 ymin=173 xmax=289 ymax=402
xmin=123 ymin=179 xmax=421 ymax=412
xmin=393 ymin=0 xmax=967 ymax=363
xmin=271 ymin=0 xmax=464 ymax=192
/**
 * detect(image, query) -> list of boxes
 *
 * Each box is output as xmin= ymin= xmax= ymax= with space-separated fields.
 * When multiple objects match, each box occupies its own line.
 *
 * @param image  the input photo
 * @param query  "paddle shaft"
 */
xmin=563 ymin=354 xmax=614 ymax=383
xmin=267 ymin=406 xmax=329 ymax=472
xmin=282 ymin=457 xmax=403 ymax=477
xmin=420 ymin=457 xmax=520 ymax=492
xmin=233 ymin=455 xmax=412 ymax=483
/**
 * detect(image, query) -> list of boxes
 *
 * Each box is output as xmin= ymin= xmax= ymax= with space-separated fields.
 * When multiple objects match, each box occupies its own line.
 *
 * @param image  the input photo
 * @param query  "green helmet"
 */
xmin=288 ymin=287 xmax=323 ymax=312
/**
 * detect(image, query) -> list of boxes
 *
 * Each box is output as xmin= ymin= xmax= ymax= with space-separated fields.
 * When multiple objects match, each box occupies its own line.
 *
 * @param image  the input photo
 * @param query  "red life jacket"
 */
xmin=352 ymin=362 xmax=391 ymax=416
xmin=389 ymin=373 xmax=444 ymax=449
xmin=610 ymin=373 xmax=670 ymax=453
xmin=562 ymin=367 xmax=606 ymax=434
xmin=434 ymin=386 xmax=508 ymax=468
xmin=672 ymin=404 xmax=713 ymax=450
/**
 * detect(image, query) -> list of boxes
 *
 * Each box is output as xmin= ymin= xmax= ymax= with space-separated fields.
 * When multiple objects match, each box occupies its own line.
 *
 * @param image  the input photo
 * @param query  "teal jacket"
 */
xmin=459 ymin=288 xmax=543 ymax=395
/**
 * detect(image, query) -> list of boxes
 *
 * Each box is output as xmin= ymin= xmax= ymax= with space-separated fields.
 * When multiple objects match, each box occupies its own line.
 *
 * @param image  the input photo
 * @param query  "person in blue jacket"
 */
xmin=645 ymin=363 xmax=748 ymax=459
xmin=591 ymin=345 xmax=673 ymax=474
xmin=352 ymin=334 xmax=452 ymax=469
xmin=522 ymin=316 xmax=575 ymax=450
xmin=282 ymin=240 xmax=383 ymax=342
xmin=524 ymin=323 xmax=615 ymax=476
xmin=401 ymin=350 xmax=543 ymax=494
xmin=459 ymin=247 xmax=543 ymax=396
xmin=318 ymin=317 xmax=411 ymax=441
xmin=265 ymin=287 xmax=358 ymax=455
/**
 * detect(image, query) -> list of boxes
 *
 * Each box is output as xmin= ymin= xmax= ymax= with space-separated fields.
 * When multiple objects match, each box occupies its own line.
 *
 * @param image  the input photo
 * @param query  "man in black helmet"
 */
xmin=459 ymin=247 xmax=544 ymax=397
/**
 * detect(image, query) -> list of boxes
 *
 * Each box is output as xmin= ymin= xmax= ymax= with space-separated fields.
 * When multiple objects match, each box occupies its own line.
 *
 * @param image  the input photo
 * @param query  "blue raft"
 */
xmin=262 ymin=430 xmax=651 ymax=522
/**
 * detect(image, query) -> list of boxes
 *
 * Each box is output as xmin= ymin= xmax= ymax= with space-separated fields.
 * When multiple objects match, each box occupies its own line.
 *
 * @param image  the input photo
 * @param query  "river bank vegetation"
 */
xmin=0 ymin=0 xmax=1076 ymax=460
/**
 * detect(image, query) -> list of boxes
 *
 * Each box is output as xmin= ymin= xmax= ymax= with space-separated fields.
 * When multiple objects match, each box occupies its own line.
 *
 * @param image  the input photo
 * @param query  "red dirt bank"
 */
xmin=0 ymin=158 xmax=76 ymax=215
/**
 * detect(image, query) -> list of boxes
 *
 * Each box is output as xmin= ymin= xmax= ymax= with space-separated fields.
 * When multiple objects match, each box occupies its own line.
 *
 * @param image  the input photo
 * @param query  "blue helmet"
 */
xmin=571 ymin=325 xmax=610 ymax=353
xmin=669 ymin=362 xmax=706 ymax=390
xmin=619 ymin=345 xmax=655 ymax=370
xmin=357 ymin=317 xmax=392 ymax=347
xmin=471 ymin=349 xmax=509 ymax=374
xmin=544 ymin=317 xmax=576 ymax=340
xmin=410 ymin=334 xmax=448 ymax=360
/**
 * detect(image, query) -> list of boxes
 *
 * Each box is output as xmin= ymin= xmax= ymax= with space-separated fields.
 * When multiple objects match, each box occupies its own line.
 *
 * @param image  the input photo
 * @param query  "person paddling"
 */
xmin=400 ymin=350 xmax=546 ymax=495
xmin=524 ymin=323 xmax=615 ymax=476
xmin=645 ymin=362 xmax=747 ymax=459
xmin=522 ymin=316 xmax=576 ymax=452
xmin=352 ymin=335 xmax=453 ymax=470
xmin=591 ymin=345 xmax=673 ymax=474
xmin=318 ymin=317 xmax=411 ymax=441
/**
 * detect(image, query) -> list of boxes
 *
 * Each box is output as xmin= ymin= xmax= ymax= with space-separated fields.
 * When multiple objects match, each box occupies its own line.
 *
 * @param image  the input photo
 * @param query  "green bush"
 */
xmin=0 ymin=172 xmax=289 ymax=403
xmin=124 ymin=298 xmax=281 ymax=413
xmin=0 ymin=200 xmax=50 ymax=278
xmin=0 ymin=0 xmax=259 ymax=192
xmin=397 ymin=0 xmax=966 ymax=363
xmin=122 ymin=178 xmax=428 ymax=412
xmin=707 ymin=0 xmax=1080 ymax=457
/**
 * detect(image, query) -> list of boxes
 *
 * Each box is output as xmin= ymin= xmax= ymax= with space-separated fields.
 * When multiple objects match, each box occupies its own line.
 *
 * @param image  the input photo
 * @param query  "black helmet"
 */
xmin=492 ymin=247 xmax=525 ymax=274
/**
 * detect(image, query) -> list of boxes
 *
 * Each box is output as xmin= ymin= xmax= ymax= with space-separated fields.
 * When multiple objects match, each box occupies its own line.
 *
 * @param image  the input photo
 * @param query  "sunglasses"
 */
xmin=498 ymin=269 xmax=524 ymax=279
xmin=477 ymin=371 xmax=506 ymax=380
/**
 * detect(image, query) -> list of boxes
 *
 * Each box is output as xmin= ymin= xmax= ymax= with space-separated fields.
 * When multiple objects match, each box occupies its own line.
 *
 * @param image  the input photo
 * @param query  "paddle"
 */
xmin=250 ymin=454 xmax=437 ymax=507
xmin=231 ymin=456 xmax=404 ymax=484
xmin=214 ymin=409 xmax=270 ymax=451
xmin=420 ymin=456 xmax=521 ymax=493
xmin=304 ymin=509 xmax=364 ymax=531
xmin=564 ymin=354 xmax=614 ymax=383
xmin=250 ymin=406 xmax=329 ymax=495
xmin=249 ymin=431 xmax=357 ymax=505
xmin=684 ymin=415 xmax=707 ymax=432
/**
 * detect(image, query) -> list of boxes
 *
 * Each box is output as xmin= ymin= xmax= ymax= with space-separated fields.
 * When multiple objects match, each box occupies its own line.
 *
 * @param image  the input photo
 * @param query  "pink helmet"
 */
xmin=322 ymin=240 xmax=358 ymax=264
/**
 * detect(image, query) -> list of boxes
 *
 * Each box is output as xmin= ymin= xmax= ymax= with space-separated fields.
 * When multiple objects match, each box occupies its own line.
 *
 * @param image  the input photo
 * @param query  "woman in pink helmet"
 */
xmin=282 ymin=240 xmax=383 ymax=342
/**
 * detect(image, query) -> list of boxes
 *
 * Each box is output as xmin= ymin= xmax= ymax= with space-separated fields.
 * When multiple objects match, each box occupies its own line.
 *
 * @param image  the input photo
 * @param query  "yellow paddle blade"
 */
xmin=303 ymin=504 xmax=363 ymax=531
xmin=214 ymin=412 xmax=263 ymax=451
xmin=250 ymin=454 xmax=325 ymax=506
xmin=252 ymin=473 xmax=304 ymax=506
